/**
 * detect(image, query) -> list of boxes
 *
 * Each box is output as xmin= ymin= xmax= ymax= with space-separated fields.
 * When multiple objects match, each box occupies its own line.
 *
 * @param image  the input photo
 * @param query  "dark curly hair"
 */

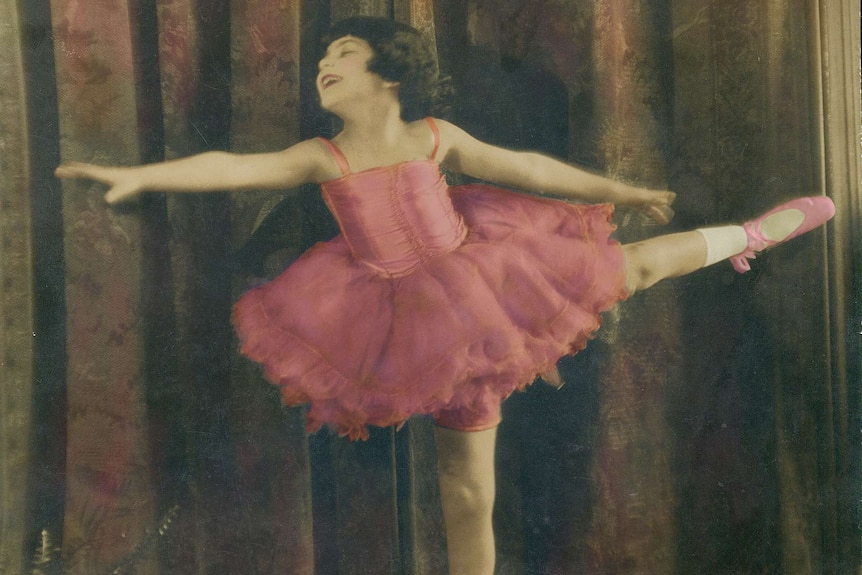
xmin=323 ymin=17 xmax=450 ymax=121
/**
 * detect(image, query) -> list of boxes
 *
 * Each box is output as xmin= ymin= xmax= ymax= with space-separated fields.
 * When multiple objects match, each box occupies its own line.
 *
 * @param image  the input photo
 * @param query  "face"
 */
xmin=317 ymin=36 xmax=390 ymax=111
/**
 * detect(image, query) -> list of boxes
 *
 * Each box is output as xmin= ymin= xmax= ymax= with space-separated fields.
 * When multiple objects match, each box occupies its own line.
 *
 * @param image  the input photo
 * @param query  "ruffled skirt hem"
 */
xmin=232 ymin=186 xmax=628 ymax=440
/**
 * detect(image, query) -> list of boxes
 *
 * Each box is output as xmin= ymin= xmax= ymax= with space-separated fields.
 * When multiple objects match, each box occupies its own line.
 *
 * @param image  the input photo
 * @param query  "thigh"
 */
xmin=434 ymin=398 xmax=502 ymax=433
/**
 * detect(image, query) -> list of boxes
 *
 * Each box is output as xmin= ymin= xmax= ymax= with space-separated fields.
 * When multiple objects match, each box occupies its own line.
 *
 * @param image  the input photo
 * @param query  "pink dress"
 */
xmin=232 ymin=119 xmax=628 ymax=440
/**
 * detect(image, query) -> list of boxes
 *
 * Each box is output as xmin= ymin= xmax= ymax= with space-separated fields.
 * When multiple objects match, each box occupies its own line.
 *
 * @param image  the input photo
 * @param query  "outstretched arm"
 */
xmin=55 ymin=139 xmax=330 ymax=205
xmin=434 ymin=119 xmax=675 ymax=224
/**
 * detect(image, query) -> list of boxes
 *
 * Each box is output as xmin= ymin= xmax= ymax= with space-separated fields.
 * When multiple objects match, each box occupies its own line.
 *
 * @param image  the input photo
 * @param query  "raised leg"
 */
xmin=622 ymin=196 xmax=834 ymax=294
xmin=622 ymin=231 xmax=710 ymax=294
xmin=435 ymin=426 xmax=497 ymax=575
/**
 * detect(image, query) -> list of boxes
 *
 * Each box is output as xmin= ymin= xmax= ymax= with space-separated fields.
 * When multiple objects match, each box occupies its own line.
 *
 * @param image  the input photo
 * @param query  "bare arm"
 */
xmin=55 ymin=139 xmax=330 ymax=205
xmin=434 ymin=119 xmax=675 ymax=223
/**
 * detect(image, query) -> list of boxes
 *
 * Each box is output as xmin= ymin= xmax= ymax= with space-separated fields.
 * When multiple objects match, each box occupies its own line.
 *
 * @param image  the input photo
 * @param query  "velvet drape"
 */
xmin=1 ymin=0 xmax=859 ymax=573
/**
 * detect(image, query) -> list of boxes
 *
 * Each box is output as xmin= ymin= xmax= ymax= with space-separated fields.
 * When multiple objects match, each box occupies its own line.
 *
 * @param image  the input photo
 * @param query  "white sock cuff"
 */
xmin=696 ymin=226 xmax=748 ymax=267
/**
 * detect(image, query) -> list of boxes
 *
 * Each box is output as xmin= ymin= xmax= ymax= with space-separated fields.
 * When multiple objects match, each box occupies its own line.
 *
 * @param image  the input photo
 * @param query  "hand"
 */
xmin=640 ymin=190 xmax=676 ymax=225
xmin=54 ymin=162 xmax=143 ymax=205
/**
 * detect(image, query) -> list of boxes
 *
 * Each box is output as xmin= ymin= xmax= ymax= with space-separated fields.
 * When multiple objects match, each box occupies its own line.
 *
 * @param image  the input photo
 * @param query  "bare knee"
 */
xmin=434 ymin=427 xmax=497 ymax=574
xmin=435 ymin=427 xmax=497 ymax=523
xmin=438 ymin=468 xmax=496 ymax=521
xmin=623 ymin=242 xmax=662 ymax=294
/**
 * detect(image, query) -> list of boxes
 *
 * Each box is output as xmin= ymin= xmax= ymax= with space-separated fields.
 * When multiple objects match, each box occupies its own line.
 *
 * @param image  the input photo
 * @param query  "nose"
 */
xmin=318 ymin=56 xmax=333 ymax=71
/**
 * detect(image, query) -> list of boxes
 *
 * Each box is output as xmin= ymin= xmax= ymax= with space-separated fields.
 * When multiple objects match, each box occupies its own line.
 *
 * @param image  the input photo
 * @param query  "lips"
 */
xmin=319 ymin=74 xmax=342 ymax=89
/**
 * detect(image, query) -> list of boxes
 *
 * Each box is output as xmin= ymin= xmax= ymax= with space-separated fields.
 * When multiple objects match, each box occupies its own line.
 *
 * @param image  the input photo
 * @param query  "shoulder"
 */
xmin=287 ymin=137 xmax=333 ymax=159
xmin=279 ymin=137 xmax=343 ymax=183
xmin=423 ymin=119 xmax=494 ymax=165
xmin=274 ymin=137 xmax=332 ymax=163
xmin=420 ymin=120 xmax=525 ymax=180
xmin=423 ymin=117 xmax=464 ymax=139
xmin=421 ymin=118 xmax=475 ymax=160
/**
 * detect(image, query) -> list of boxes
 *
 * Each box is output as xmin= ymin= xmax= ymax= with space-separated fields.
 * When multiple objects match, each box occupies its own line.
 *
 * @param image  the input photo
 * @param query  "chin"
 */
xmin=318 ymin=90 xmax=335 ymax=109
xmin=319 ymin=97 xmax=347 ymax=117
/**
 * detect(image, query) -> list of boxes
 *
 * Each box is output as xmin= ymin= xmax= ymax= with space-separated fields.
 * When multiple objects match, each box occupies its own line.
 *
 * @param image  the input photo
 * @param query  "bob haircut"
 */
xmin=323 ymin=17 xmax=448 ymax=121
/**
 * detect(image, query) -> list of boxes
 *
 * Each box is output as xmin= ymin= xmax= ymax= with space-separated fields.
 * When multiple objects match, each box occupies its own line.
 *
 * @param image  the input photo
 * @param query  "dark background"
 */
xmin=1 ymin=0 xmax=859 ymax=573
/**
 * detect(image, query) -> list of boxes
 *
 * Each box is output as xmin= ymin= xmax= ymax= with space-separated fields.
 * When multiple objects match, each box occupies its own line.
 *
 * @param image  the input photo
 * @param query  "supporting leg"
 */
xmin=434 ymin=426 xmax=498 ymax=575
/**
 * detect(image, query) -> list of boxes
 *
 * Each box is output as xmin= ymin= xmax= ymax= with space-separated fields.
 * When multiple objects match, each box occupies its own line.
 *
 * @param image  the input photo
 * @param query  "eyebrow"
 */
xmin=325 ymin=37 xmax=362 ymax=55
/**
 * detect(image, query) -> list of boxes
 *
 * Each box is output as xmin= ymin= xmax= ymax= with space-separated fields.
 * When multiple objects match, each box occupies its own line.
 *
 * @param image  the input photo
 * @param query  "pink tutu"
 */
xmin=233 ymin=157 xmax=627 ymax=439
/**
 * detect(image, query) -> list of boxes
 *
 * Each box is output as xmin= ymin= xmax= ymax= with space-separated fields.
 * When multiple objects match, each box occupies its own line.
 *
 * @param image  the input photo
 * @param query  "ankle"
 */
xmin=696 ymin=226 xmax=748 ymax=267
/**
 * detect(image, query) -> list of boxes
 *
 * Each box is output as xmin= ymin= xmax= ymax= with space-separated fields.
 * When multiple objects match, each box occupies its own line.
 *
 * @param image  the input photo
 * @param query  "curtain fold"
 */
xmin=2 ymin=1 xmax=858 ymax=573
xmin=582 ymin=3 xmax=679 ymax=572
xmin=49 ymin=0 xmax=160 ymax=571
xmin=0 ymin=1 xmax=36 ymax=572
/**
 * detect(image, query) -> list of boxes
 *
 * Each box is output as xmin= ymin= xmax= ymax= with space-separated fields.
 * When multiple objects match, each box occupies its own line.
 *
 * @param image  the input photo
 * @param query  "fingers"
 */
xmin=643 ymin=203 xmax=675 ymax=225
xmin=104 ymin=184 xmax=139 ymax=205
xmin=655 ymin=205 xmax=675 ymax=224
xmin=54 ymin=161 xmax=113 ymax=183
xmin=665 ymin=191 xmax=677 ymax=206
xmin=55 ymin=162 xmax=143 ymax=205
xmin=54 ymin=162 xmax=90 ymax=179
xmin=638 ymin=190 xmax=676 ymax=225
xmin=647 ymin=206 xmax=674 ymax=225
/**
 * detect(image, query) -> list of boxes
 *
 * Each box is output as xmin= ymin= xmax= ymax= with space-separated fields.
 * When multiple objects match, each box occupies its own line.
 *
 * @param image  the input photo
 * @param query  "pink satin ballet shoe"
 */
xmin=729 ymin=196 xmax=835 ymax=273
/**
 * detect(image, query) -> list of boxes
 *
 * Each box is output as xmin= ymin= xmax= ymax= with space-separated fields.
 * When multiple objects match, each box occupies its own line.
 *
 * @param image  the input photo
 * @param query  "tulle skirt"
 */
xmin=232 ymin=185 xmax=628 ymax=440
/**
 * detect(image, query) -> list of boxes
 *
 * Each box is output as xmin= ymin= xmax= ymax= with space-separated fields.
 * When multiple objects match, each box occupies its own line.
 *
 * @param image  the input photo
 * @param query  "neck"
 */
xmin=337 ymin=100 xmax=405 ymax=144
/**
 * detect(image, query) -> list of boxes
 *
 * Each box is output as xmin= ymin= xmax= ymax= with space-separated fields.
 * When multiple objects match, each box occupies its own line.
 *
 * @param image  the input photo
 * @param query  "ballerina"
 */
xmin=55 ymin=16 xmax=834 ymax=575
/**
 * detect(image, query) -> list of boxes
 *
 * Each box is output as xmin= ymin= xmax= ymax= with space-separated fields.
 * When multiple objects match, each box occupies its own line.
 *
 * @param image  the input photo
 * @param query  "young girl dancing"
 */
xmin=55 ymin=16 xmax=834 ymax=575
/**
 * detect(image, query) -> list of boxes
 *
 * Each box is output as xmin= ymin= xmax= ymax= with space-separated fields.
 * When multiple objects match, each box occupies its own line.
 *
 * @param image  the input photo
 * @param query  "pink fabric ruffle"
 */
xmin=232 ymin=185 xmax=627 ymax=440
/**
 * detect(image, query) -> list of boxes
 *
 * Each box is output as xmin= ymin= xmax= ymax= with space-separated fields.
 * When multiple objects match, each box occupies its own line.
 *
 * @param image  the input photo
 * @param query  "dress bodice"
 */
xmin=320 ymin=160 xmax=467 ymax=277
xmin=235 ymin=120 xmax=628 ymax=439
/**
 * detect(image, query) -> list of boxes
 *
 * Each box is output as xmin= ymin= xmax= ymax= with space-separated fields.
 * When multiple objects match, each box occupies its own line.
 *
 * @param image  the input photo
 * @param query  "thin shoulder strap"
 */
xmin=315 ymin=137 xmax=351 ymax=176
xmin=425 ymin=117 xmax=440 ymax=161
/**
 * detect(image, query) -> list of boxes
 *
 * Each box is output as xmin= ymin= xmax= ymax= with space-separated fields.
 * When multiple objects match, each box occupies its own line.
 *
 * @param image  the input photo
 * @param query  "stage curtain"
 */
xmin=2 ymin=1 xmax=858 ymax=573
